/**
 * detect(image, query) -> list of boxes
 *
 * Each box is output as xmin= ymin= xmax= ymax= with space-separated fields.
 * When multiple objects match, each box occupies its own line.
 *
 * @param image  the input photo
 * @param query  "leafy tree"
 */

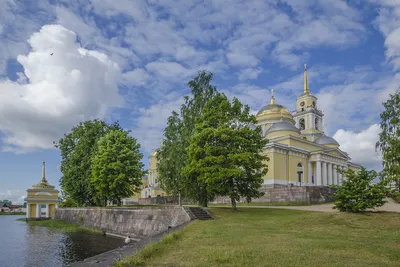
xmin=91 ymin=129 xmax=145 ymax=206
xmin=54 ymin=119 xmax=123 ymax=206
xmin=183 ymin=92 xmax=269 ymax=211
xmin=332 ymin=167 xmax=387 ymax=212
xmin=1 ymin=200 xmax=11 ymax=207
xmin=157 ymin=71 xmax=217 ymax=207
xmin=156 ymin=112 xmax=186 ymax=205
xmin=376 ymin=90 xmax=400 ymax=191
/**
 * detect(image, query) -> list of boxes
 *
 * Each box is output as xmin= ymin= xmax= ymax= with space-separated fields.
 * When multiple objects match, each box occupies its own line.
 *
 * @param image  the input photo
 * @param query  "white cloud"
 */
xmin=121 ymin=68 xmax=150 ymax=86
xmin=146 ymin=61 xmax=194 ymax=80
xmin=238 ymin=68 xmax=263 ymax=81
xmin=0 ymin=24 xmax=124 ymax=152
xmin=132 ymin=96 xmax=184 ymax=154
xmin=333 ymin=124 xmax=382 ymax=169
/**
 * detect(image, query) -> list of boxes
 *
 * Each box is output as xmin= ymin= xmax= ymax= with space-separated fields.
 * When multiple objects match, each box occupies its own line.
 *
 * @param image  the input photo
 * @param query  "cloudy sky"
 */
xmin=0 ymin=0 xmax=398 ymax=203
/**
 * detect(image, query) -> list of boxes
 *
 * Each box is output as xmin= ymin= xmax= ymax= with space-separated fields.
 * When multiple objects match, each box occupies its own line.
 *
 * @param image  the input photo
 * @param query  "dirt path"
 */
xmin=214 ymin=198 xmax=400 ymax=213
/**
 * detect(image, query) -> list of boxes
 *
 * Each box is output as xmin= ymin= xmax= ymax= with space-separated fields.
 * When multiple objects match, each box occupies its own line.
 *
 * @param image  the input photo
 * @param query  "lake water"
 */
xmin=0 ymin=215 xmax=125 ymax=267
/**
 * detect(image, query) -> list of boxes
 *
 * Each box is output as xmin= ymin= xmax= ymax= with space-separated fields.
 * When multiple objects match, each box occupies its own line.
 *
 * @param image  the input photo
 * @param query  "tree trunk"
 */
xmin=231 ymin=198 xmax=237 ymax=211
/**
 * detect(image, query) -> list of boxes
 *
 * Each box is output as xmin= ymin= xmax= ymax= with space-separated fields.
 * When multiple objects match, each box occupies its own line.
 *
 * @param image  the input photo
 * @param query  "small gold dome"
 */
xmin=256 ymin=89 xmax=294 ymax=122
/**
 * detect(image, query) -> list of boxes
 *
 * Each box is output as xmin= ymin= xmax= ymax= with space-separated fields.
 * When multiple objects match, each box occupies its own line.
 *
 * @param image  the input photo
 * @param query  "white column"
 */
xmin=327 ymin=163 xmax=332 ymax=185
xmin=308 ymin=161 xmax=312 ymax=185
xmin=316 ymin=161 xmax=322 ymax=186
xmin=46 ymin=204 xmax=50 ymax=218
xmin=56 ymin=204 xmax=58 ymax=209
xmin=322 ymin=162 xmax=327 ymax=186
xmin=332 ymin=164 xmax=337 ymax=185
xmin=36 ymin=204 xmax=41 ymax=218
xmin=337 ymin=166 xmax=342 ymax=185
xmin=26 ymin=204 xmax=30 ymax=218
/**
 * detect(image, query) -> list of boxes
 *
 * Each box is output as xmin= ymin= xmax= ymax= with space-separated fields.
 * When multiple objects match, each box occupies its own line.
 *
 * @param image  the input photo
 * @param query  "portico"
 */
xmin=25 ymin=161 xmax=59 ymax=219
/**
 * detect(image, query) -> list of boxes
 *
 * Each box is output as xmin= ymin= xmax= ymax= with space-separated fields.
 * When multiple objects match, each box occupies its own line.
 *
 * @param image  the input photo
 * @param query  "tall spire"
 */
xmin=40 ymin=161 xmax=48 ymax=184
xmin=270 ymin=88 xmax=275 ymax=104
xmin=303 ymin=64 xmax=309 ymax=94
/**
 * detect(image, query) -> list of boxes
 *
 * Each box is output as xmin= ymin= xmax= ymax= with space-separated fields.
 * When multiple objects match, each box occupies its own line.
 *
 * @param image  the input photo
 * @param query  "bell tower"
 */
xmin=292 ymin=64 xmax=324 ymax=141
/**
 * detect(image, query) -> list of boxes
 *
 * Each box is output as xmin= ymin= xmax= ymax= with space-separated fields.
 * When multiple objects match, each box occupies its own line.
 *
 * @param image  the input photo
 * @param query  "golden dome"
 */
xmin=256 ymin=88 xmax=294 ymax=122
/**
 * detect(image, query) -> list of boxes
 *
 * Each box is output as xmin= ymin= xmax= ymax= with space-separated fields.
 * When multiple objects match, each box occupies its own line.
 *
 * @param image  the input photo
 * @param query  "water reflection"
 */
xmin=0 ymin=215 xmax=124 ymax=267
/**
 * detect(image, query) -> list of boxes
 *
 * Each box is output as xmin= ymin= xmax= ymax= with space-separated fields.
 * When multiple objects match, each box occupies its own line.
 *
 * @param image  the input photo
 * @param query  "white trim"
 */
xmin=26 ymin=204 xmax=30 ymax=218
xmin=34 ymin=192 xmax=52 ymax=196
xmin=263 ymin=179 xmax=315 ymax=187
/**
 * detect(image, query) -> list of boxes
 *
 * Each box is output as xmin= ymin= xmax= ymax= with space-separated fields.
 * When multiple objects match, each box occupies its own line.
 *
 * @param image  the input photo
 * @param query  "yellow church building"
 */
xmin=258 ymin=65 xmax=360 ymax=187
xmin=123 ymin=151 xmax=168 ymax=204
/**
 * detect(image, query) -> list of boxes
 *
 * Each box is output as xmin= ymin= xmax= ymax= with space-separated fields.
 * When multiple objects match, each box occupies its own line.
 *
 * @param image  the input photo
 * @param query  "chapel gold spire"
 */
xmin=270 ymin=88 xmax=275 ymax=104
xmin=304 ymin=64 xmax=309 ymax=94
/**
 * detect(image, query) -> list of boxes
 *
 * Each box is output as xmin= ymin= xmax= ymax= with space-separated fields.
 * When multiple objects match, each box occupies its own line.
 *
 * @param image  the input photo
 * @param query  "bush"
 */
xmin=333 ymin=167 xmax=387 ymax=212
xmin=59 ymin=198 xmax=78 ymax=208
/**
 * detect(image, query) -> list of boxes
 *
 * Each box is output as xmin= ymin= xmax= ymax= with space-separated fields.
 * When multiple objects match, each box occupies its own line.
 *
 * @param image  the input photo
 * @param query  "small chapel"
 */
xmin=257 ymin=65 xmax=361 ymax=187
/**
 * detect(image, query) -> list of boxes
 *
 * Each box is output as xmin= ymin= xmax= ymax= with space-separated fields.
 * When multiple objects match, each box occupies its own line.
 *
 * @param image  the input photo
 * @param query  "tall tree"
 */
xmin=376 ymin=90 xmax=400 ymax=191
xmin=156 ymin=112 xmax=186 ymax=204
xmin=183 ymin=92 xmax=269 ymax=211
xmin=91 ymin=129 xmax=144 ymax=206
xmin=157 ymin=71 xmax=217 ymax=206
xmin=54 ymin=120 xmax=123 ymax=206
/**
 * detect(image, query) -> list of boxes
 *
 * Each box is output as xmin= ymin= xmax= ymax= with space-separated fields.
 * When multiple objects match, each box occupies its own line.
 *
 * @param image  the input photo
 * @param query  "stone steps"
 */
xmin=188 ymin=207 xmax=213 ymax=220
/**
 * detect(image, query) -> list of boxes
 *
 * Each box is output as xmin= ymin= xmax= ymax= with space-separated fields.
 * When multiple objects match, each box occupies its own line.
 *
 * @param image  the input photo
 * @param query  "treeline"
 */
xmin=156 ymin=71 xmax=268 ymax=210
xmin=56 ymin=71 xmax=269 ymax=210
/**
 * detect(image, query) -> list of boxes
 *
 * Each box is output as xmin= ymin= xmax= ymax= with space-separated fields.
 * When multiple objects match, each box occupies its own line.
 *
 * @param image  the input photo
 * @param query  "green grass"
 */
xmin=0 ymin=212 xmax=25 ymax=215
xmin=18 ymin=219 xmax=101 ymax=234
xmin=113 ymin=208 xmax=400 ymax=267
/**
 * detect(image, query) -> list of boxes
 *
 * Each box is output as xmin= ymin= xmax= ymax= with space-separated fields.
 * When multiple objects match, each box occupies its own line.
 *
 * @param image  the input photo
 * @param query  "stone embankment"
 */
xmin=54 ymin=206 xmax=191 ymax=238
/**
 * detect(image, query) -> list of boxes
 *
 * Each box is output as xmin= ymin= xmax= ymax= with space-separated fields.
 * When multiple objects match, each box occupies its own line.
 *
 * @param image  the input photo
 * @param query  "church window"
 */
xmin=299 ymin=118 xmax=305 ymax=130
xmin=297 ymin=163 xmax=303 ymax=168
xmin=315 ymin=118 xmax=319 ymax=130
xmin=155 ymin=178 xmax=158 ymax=184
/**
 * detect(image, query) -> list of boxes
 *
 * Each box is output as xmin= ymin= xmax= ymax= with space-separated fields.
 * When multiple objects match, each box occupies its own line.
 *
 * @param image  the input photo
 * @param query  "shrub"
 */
xmin=333 ymin=167 xmax=387 ymax=212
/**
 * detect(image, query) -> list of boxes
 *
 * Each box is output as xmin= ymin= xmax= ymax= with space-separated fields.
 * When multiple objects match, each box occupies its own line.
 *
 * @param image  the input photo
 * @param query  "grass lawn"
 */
xmin=17 ymin=218 xmax=101 ymax=234
xmin=114 ymin=208 xmax=400 ymax=267
xmin=208 ymin=201 xmax=312 ymax=207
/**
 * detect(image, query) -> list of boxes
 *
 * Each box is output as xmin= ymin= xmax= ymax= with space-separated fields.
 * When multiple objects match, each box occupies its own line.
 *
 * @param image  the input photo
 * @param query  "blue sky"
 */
xmin=0 ymin=0 xmax=399 ymax=203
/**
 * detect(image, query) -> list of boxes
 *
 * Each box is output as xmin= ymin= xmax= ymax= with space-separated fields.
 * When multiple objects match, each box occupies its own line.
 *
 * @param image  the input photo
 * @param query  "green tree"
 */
xmin=156 ymin=112 xmax=186 ymax=205
xmin=91 ymin=129 xmax=145 ymax=206
xmin=333 ymin=167 xmax=387 ymax=212
xmin=157 ymin=71 xmax=217 ymax=206
xmin=183 ymin=92 xmax=269 ymax=211
xmin=54 ymin=119 xmax=123 ymax=206
xmin=376 ymin=90 xmax=400 ymax=191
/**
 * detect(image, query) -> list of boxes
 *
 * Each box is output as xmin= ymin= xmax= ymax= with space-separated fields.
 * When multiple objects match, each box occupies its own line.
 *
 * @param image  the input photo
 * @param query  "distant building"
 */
xmin=0 ymin=202 xmax=10 ymax=212
xmin=123 ymin=151 xmax=168 ymax=205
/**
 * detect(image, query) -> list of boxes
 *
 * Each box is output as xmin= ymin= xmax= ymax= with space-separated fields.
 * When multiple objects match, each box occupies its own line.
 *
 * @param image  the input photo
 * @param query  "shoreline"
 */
xmin=18 ymin=218 xmax=102 ymax=234
xmin=69 ymin=221 xmax=192 ymax=267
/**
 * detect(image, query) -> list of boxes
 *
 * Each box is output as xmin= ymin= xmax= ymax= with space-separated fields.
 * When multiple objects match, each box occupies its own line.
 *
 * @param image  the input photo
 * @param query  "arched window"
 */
xmin=299 ymin=118 xmax=305 ymax=130
xmin=297 ymin=163 xmax=303 ymax=185
xmin=315 ymin=118 xmax=319 ymax=130
xmin=297 ymin=163 xmax=303 ymax=168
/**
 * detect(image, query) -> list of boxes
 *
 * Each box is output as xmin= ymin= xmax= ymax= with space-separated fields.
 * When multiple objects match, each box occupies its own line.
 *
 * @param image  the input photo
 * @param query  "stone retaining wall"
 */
xmin=211 ymin=186 xmax=336 ymax=204
xmin=54 ymin=206 xmax=191 ymax=238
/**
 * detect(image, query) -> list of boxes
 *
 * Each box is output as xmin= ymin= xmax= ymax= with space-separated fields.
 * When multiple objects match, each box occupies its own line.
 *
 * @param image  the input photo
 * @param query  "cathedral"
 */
xmin=258 ymin=65 xmax=360 ymax=187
